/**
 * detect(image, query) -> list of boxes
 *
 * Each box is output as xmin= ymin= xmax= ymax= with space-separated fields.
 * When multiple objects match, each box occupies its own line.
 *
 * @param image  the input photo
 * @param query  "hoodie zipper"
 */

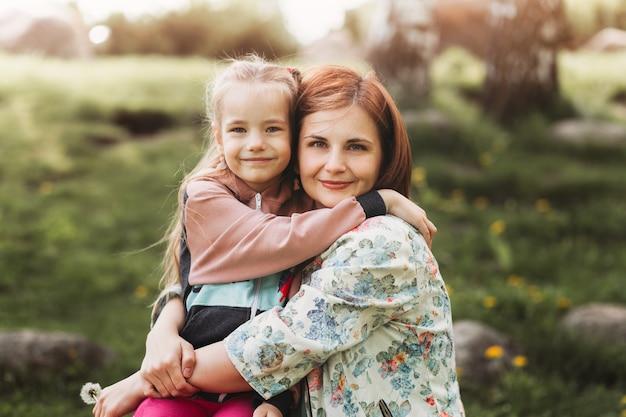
xmin=250 ymin=192 xmax=263 ymax=320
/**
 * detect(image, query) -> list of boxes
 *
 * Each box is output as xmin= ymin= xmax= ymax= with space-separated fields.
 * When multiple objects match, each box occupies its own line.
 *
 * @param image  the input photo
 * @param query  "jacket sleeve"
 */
xmin=223 ymin=216 xmax=430 ymax=399
xmin=186 ymin=181 xmax=384 ymax=285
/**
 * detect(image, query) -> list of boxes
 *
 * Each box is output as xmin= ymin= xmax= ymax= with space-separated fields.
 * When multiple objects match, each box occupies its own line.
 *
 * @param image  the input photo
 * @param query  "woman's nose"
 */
xmin=324 ymin=150 xmax=346 ymax=172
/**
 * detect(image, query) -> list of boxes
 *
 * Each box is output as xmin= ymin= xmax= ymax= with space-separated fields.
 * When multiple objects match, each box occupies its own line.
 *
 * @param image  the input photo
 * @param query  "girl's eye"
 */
xmin=230 ymin=127 xmax=245 ymax=133
xmin=267 ymin=126 xmax=281 ymax=133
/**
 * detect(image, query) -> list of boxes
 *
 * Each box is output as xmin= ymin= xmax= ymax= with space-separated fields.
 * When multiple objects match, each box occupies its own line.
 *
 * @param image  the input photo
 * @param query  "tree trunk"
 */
xmin=482 ymin=0 xmax=569 ymax=123
xmin=366 ymin=0 xmax=438 ymax=106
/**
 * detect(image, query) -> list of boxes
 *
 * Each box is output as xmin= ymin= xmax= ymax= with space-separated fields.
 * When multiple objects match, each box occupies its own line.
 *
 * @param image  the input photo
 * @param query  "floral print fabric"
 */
xmin=225 ymin=216 xmax=465 ymax=417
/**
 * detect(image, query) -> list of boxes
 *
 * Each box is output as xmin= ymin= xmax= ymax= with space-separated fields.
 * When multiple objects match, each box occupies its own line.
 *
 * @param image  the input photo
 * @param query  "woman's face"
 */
xmin=297 ymin=105 xmax=382 ymax=208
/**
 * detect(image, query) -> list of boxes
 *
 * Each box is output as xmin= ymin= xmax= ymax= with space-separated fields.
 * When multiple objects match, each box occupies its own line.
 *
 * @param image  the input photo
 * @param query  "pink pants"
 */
xmin=133 ymin=394 xmax=255 ymax=417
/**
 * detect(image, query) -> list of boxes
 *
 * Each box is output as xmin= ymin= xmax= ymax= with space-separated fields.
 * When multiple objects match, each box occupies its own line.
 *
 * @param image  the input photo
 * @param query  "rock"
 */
xmin=550 ymin=119 xmax=626 ymax=146
xmin=0 ymin=1 xmax=92 ymax=59
xmin=0 ymin=330 xmax=115 ymax=383
xmin=453 ymin=320 xmax=522 ymax=384
xmin=561 ymin=303 xmax=626 ymax=346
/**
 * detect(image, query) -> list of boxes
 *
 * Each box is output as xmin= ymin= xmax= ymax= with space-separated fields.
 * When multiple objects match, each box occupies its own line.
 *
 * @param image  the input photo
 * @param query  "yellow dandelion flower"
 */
xmin=445 ymin=284 xmax=453 ymax=295
xmin=507 ymin=275 xmax=526 ymax=288
xmin=451 ymin=189 xmax=465 ymax=203
xmin=40 ymin=181 xmax=53 ymax=195
xmin=621 ymin=410 xmax=626 ymax=417
xmin=527 ymin=286 xmax=543 ymax=303
xmin=412 ymin=167 xmax=426 ymax=188
xmin=473 ymin=196 xmax=489 ymax=210
xmin=456 ymin=367 xmax=463 ymax=378
xmin=557 ymin=297 xmax=571 ymax=310
xmin=489 ymin=220 xmax=506 ymax=236
xmin=479 ymin=153 xmax=493 ymax=167
xmin=483 ymin=296 xmax=497 ymax=308
xmin=134 ymin=285 xmax=148 ymax=299
xmin=620 ymin=395 xmax=626 ymax=405
xmin=535 ymin=198 xmax=551 ymax=213
xmin=512 ymin=355 xmax=527 ymax=368
xmin=484 ymin=345 xmax=504 ymax=359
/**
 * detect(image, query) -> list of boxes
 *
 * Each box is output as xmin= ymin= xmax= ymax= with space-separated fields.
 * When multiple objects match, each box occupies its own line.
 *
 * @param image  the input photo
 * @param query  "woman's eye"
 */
xmin=310 ymin=141 xmax=326 ymax=148
xmin=348 ymin=143 xmax=367 ymax=151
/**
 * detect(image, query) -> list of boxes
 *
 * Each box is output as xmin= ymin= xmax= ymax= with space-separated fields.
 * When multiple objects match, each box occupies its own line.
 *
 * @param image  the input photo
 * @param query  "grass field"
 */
xmin=1 ymin=50 xmax=625 ymax=416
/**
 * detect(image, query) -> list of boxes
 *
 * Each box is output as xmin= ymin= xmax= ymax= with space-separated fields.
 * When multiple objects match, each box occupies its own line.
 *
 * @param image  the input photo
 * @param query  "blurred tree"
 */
xmin=366 ymin=0 xmax=438 ymax=107
xmin=482 ymin=0 xmax=570 ymax=123
xmin=96 ymin=0 xmax=297 ymax=59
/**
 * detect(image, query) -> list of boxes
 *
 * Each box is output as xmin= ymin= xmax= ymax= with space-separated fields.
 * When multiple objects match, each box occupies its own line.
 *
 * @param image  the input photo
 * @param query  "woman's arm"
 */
xmin=195 ymin=217 xmax=428 ymax=399
xmin=185 ymin=341 xmax=251 ymax=393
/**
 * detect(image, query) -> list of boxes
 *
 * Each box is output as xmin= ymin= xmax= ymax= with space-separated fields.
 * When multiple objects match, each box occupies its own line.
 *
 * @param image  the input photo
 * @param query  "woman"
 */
xmin=95 ymin=65 xmax=463 ymax=417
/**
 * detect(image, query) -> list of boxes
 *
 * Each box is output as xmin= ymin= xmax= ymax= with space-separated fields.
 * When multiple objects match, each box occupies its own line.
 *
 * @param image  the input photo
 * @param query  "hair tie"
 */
xmin=286 ymin=67 xmax=293 ymax=73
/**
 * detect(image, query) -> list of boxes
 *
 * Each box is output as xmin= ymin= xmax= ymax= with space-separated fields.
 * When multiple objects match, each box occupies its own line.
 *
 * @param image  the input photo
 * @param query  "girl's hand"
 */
xmin=140 ymin=296 xmax=198 ymax=398
xmin=140 ymin=328 xmax=198 ymax=398
xmin=377 ymin=189 xmax=437 ymax=247
xmin=93 ymin=372 xmax=144 ymax=417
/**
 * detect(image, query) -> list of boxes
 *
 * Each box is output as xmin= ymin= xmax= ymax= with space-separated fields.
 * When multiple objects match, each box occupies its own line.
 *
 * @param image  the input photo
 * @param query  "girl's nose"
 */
xmin=247 ymin=132 xmax=266 ymax=150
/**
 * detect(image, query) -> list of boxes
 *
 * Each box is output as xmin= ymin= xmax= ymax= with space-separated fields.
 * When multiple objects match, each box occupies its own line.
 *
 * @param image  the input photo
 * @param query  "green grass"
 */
xmin=1 ymin=51 xmax=625 ymax=416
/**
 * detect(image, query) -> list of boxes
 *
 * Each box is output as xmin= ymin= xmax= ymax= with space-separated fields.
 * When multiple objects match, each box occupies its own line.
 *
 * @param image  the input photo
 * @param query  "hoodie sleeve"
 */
xmin=186 ymin=180 xmax=385 ymax=285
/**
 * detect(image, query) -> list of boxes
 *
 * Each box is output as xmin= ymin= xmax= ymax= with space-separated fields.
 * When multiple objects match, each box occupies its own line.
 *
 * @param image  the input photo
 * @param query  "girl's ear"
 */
xmin=213 ymin=124 xmax=222 ymax=146
xmin=293 ymin=160 xmax=299 ymax=175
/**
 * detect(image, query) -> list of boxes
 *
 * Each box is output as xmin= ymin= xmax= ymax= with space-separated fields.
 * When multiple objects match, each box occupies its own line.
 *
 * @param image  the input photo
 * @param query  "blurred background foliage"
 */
xmin=1 ymin=0 xmax=626 ymax=416
xmin=94 ymin=0 xmax=298 ymax=58
xmin=80 ymin=0 xmax=626 ymax=58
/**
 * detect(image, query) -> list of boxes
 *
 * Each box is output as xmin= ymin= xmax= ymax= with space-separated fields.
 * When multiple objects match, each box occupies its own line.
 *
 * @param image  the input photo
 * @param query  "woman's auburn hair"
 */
xmin=295 ymin=65 xmax=413 ymax=197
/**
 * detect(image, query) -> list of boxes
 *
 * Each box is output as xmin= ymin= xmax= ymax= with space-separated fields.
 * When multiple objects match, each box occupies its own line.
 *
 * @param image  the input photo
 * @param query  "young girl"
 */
xmin=93 ymin=56 xmax=436 ymax=417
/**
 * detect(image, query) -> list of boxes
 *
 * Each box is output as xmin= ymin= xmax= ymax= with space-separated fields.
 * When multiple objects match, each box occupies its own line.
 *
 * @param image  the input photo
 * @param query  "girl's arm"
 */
xmin=186 ymin=180 xmax=434 ymax=286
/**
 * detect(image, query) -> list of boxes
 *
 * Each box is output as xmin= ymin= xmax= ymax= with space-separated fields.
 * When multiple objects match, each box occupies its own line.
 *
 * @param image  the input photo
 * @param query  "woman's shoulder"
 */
xmin=358 ymin=214 xmax=419 ymax=234
xmin=338 ymin=215 xmax=427 ymax=247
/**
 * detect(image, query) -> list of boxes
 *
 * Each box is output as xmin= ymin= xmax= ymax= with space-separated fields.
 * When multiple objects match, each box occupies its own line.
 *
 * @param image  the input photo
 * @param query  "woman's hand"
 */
xmin=252 ymin=402 xmax=284 ymax=417
xmin=93 ymin=372 xmax=144 ymax=417
xmin=377 ymin=189 xmax=437 ymax=247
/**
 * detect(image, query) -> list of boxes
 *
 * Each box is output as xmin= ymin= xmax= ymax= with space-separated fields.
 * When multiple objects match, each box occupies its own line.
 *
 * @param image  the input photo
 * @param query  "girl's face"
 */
xmin=215 ymin=83 xmax=292 ymax=192
xmin=297 ymin=105 xmax=382 ymax=208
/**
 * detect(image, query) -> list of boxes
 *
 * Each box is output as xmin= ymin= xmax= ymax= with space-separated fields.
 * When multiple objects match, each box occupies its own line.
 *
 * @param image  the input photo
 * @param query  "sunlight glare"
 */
xmin=88 ymin=25 xmax=111 ymax=44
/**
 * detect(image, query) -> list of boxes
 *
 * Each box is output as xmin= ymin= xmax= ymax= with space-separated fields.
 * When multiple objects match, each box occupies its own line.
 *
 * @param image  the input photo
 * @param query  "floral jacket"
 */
xmin=225 ymin=215 xmax=465 ymax=417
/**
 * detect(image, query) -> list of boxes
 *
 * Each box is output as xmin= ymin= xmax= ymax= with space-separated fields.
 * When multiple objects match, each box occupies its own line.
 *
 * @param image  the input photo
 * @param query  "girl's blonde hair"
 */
xmin=159 ymin=55 xmax=301 ymax=289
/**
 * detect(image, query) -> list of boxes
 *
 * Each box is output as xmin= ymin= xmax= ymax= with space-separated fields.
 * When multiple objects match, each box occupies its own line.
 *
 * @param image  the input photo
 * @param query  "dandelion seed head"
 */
xmin=80 ymin=382 xmax=102 ymax=405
